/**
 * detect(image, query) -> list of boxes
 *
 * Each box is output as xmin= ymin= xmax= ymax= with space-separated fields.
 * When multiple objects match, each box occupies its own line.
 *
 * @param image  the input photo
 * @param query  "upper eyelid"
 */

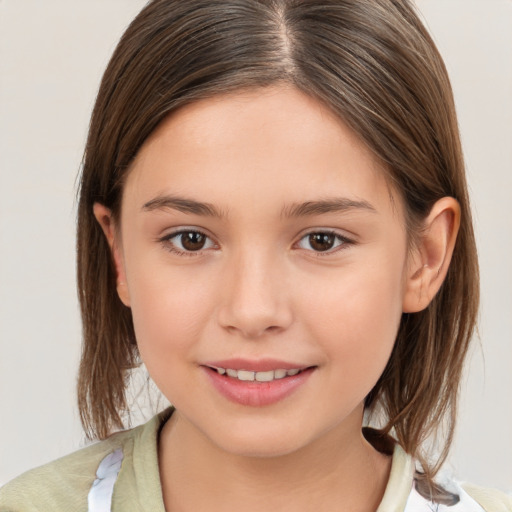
xmin=159 ymin=229 xmax=217 ymax=256
xmin=299 ymin=228 xmax=353 ymax=239
xmin=159 ymin=227 xmax=353 ymax=240
xmin=295 ymin=228 xmax=356 ymax=245
xmin=158 ymin=227 xmax=354 ymax=253
xmin=159 ymin=227 xmax=214 ymax=241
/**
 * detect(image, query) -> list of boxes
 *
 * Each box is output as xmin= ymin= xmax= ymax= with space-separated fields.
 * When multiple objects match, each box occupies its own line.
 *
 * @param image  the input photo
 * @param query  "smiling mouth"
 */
xmin=203 ymin=363 xmax=316 ymax=406
xmin=207 ymin=366 xmax=310 ymax=382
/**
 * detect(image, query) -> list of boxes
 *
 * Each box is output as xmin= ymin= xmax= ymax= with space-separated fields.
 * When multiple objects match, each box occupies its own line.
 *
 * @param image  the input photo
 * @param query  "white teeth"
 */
xmin=255 ymin=370 xmax=274 ymax=382
xmin=213 ymin=367 xmax=304 ymax=382
xmin=237 ymin=370 xmax=255 ymax=381
xmin=274 ymin=369 xmax=287 ymax=379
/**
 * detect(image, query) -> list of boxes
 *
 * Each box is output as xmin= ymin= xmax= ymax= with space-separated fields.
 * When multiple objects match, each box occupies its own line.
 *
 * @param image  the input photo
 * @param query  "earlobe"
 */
xmin=402 ymin=197 xmax=460 ymax=313
xmin=92 ymin=203 xmax=131 ymax=307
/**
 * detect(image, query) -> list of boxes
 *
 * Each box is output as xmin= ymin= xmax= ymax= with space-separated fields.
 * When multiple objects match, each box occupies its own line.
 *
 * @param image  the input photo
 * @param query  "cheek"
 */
xmin=302 ymin=255 xmax=405 ymax=378
xmin=127 ymin=265 xmax=221 ymax=405
xmin=127 ymin=264 xmax=216 ymax=361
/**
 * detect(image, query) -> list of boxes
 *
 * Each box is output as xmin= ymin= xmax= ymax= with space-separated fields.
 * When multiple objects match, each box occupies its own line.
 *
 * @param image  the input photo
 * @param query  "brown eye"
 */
xmin=180 ymin=231 xmax=207 ymax=251
xmin=308 ymin=233 xmax=336 ymax=252
xmin=162 ymin=229 xmax=215 ymax=255
xmin=297 ymin=231 xmax=350 ymax=254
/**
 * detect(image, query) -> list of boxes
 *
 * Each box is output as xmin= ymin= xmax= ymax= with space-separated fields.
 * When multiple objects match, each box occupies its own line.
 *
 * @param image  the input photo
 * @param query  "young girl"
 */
xmin=1 ymin=0 xmax=510 ymax=510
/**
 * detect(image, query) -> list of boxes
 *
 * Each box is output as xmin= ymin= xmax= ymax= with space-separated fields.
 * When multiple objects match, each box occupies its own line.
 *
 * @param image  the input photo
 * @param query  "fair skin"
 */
xmin=95 ymin=86 xmax=459 ymax=512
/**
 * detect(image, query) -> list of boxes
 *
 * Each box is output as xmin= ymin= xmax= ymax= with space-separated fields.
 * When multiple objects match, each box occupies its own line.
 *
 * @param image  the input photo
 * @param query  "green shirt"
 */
xmin=1 ymin=408 xmax=510 ymax=511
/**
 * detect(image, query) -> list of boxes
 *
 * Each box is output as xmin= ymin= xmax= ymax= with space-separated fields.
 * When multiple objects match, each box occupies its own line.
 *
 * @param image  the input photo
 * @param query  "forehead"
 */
xmin=123 ymin=86 xmax=401 ymax=220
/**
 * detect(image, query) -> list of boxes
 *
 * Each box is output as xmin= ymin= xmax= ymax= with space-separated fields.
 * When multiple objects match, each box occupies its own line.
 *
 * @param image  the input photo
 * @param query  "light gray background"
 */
xmin=1 ymin=0 xmax=511 ymax=490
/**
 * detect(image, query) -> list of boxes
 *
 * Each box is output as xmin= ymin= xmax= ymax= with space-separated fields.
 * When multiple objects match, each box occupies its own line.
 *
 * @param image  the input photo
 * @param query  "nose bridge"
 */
xmin=218 ymin=245 xmax=293 ymax=338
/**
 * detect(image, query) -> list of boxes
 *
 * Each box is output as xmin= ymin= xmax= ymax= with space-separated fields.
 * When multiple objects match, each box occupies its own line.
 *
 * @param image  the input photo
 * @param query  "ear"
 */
xmin=93 ymin=203 xmax=131 ymax=307
xmin=402 ymin=197 xmax=460 ymax=313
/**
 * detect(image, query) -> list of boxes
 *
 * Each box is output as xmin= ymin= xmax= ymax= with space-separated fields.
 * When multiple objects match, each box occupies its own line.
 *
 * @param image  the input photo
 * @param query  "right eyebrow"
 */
xmin=281 ymin=197 xmax=377 ymax=218
xmin=141 ymin=195 xmax=226 ymax=218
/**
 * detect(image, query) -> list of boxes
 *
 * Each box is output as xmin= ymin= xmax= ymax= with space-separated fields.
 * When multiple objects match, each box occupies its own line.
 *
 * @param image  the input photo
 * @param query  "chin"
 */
xmin=218 ymin=434 xmax=306 ymax=459
xmin=203 ymin=416 xmax=322 ymax=459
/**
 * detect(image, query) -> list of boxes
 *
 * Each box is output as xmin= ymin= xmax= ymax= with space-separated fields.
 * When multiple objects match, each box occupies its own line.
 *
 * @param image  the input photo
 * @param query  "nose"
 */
xmin=217 ymin=250 xmax=294 ymax=339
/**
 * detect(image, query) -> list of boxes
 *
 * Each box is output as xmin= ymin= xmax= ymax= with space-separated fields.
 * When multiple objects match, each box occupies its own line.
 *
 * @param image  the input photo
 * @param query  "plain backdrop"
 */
xmin=0 ymin=0 xmax=511 ymax=490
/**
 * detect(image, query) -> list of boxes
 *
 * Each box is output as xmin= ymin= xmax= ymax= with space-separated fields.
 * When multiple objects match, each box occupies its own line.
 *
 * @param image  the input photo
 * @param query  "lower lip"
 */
xmin=203 ymin=367 xmax=315 ymax=407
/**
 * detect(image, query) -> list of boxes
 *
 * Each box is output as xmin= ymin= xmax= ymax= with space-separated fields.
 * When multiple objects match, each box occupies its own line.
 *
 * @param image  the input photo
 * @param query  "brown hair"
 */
xmin=77 ymin=0 xmax=479 ymax=484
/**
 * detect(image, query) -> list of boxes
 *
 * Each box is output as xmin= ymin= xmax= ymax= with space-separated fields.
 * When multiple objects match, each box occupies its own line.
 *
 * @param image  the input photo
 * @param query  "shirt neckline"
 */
xmin=133 ymin=407 xmax=415 ymax=512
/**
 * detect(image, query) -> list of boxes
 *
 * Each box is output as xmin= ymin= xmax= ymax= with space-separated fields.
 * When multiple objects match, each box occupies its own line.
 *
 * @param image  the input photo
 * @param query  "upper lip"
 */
xmin=202 ymin=358 xmax=312 ymax=372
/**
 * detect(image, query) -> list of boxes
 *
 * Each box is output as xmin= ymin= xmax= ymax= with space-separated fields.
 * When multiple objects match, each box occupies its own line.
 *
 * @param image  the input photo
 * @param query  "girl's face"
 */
xmin=107 ymin=86 xmax=415 ymax=457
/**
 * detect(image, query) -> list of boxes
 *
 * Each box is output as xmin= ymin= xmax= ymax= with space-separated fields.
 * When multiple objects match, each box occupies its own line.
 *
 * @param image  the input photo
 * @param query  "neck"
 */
xmin=158 ymin=409 xmax=392 ymax=512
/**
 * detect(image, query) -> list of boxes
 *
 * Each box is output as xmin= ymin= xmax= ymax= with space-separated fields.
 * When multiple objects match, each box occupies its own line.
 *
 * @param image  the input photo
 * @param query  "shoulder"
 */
xmin=409 ymin=476 xmax=512 ymax=512
xmin=404 ymin=477 xmax=512 ymax=512
xmin=380 ymin=442 xmax=511 ymax=512
xmin=0 ymin=427 xmax=138 ymax=512
xmin=462 ymin=483 xmax=512 ymax=512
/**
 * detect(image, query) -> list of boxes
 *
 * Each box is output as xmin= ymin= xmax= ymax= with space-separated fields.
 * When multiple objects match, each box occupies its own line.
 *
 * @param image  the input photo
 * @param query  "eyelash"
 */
xmin=296 ymin=230 xmax=353 ymax=256
xmin=158 ymin=229 xmax=354 ymax=258
xmin=159 ymin=229 xmax=216 ymax=257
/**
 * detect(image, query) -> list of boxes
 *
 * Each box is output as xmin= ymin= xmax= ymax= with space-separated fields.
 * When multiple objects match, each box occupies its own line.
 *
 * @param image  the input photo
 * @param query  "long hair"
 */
xmin=76 ymin=0 xmax=479 ymax=485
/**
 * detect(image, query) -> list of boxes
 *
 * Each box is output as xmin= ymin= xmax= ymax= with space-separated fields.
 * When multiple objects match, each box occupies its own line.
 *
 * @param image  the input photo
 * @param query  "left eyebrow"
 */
xmin=141 ymin=195 xmax=226 ymax=218
xmin=281 ymin=197 xmax=377 ymax=218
